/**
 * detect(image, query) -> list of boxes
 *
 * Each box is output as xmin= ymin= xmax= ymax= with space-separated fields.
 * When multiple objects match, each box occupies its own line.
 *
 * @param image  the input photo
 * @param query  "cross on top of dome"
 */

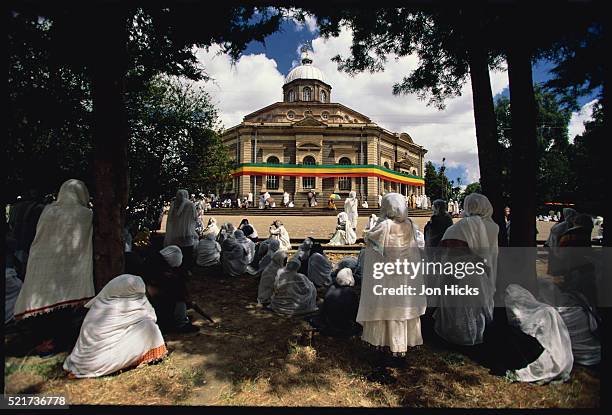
xmin=300 ymin=44 xmax=313 ymax=65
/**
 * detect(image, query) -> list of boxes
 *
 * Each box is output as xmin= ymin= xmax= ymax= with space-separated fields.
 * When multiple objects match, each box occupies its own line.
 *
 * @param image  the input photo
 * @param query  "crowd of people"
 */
xmin=4 ymin=180 xmax=601 ymax=385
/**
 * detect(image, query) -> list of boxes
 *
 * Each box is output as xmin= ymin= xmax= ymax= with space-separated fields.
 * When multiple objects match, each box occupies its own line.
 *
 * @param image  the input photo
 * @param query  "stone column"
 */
xmin=366 ymin=135 xmax=379 ymax=205
xmin=239 ymin=136 xmax=252 ymax=198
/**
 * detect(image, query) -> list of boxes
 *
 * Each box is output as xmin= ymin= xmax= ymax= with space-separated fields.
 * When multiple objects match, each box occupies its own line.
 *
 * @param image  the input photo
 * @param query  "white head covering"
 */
xmin=174 ymin=189 xmax=190 ymax=216
xmin=14 ymin=179 xmax=95 ymax=320
xmin=307 ymin=252 xmax=333 ymax=287
xmin=366 ymin=193 xmax=410 ymax=256
xmin=55 ymin=179 xmax=90 ymax=207
xmin=196 ymin=233 xmax=221 ymax=267
xmin=164 ymin=189 xmax=198 ymax=247
xmin=202 ymin=217 xmax=220 ymax=237
xmin=337 ymin=211 xmax=349 ymax=224
xmin=160 ymin=245 xmax=183 ymax=268
xmin=63 ymin=274 xmax=166 ymax=378
xmin=258 ymin=238 xmax=281 ymax=271
xmin=442 ymin=193 xmax=499 ymax=291
xmin=348 ymin=191 xmax=357 ymax=199
xmin=335 ymin=268 xmax=355 ymax=287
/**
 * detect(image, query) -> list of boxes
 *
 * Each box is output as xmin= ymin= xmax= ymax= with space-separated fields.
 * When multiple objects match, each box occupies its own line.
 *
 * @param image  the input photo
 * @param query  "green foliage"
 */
xmin=494 ymin=85 xmax=599 ymax=209
xmin=7 ymin=11 xmax=94 ymax=199
xmin=424 ymin=161 xmax=452 ymax=202
xmin=461 ymin=182 xmax=482 ymax=204
xmin=126 ymin=76 xmax=232 ymax=229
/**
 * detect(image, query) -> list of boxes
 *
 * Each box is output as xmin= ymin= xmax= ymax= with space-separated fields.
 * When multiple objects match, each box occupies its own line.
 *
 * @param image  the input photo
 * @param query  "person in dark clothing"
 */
xmin=141 ymin=246 xmax=198 ymax=333
xmin=424 ymin=199 xmax=454 ymax=248
xmin=309 ymin=268 xmax=362 ymax=337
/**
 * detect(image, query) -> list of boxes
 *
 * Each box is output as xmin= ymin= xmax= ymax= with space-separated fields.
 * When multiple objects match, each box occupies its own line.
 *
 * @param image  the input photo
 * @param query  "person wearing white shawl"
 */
xmin=269 ymin=220 xmax=291 ymax=251
xmin=441 ymin=193 xmax=499 ymax=289
xmin=259 ymin=194 xmax=265 ymax=209
xmin=307 ymin=244 xmax=333 ymax=287
xmin=329 ymin=212 xmax=357 ymax=245
xmin=258 ymin=239 xmax=281 ymax=272
xmin=257 ymin=250 xmax=288 ymax=306
xmin=453 ymin=200 xmax=460 ymax=216
xmin=448 ymin=199 xmax=454 ymax=214
xmin=195 ymin=233 xmax=221 ymax=268
xmin=283 ymin=191 xmax=290 ymax=207
xmin=164 ymin=189 xmax=198 ymax=248
xmin=269 ymin=256 xmax=318 ymax=316
xmin=422 ymin=193 xmax=429 ymax=209
xmin=63 ymin=274 xmax=167 ymax=378
xmin=14 ymin=179 xmax=95 ymax=323
xmin=432 ymin=193 xmax=499 ymax=346
xmin=504 ymin=284 xmax=573 ymax=383
xmin=221 ymin=230 xmax=255 ymax=277
xmin=357 ymin=193 xmax=427 ymax=354
xmin=201 ymin=217 xmax=220 ymax=238
xmin=344 ymin=191 xmax=359 ymax=231
xmin=546 ymin=207 xmax=577 ymax=275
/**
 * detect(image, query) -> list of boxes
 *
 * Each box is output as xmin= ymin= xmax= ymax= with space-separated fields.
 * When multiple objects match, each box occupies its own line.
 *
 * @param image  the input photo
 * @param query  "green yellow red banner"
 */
xmin=231 ymin=163 xmax=424 ymax=186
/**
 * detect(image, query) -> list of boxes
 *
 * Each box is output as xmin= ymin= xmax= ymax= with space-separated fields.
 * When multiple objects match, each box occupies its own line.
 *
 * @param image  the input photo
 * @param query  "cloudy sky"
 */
xmin=195 ymin=16 xmax=598 ymax=185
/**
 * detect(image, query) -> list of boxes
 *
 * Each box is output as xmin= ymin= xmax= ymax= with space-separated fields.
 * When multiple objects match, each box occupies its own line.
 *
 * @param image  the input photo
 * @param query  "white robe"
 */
xmin=195 ymin=236 xmax=221 ymax=267
xmin=344 ymin=191 xmax=359 ymax=230
xmin=14 ymin=179 xmax=95 ymax=320
xmin=307 ymin=253 xmax=333 ymax=287
xmin=221 ymin=234 xmax=255 ymax=277
xmin=164 ymin=190 xmax=198 ymax=248
xmin=269 ymin=261 xmax=318 ymax=316
xmin=257 ymin=250 xmax=287 ymax=306
xmin=269 ymin=225 xmax=291 ymax=251
xmin=63 ymin=274 xmax=167 ymax=378
xmin=329 ymin=212 xmax=357 ymax=245
xmin=357 ymin=193 xmax=426 ymax=353
xmin=505 ymin=284 xmax=573 ymax=383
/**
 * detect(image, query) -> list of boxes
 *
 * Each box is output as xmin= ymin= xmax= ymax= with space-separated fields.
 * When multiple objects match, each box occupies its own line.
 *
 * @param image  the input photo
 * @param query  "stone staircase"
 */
xmin=207 ymin=206 xmax=433 ymax=217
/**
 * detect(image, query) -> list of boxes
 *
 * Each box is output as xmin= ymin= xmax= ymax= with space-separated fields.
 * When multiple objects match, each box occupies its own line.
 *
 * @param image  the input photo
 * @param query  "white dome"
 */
xmin=285 ymin=63 xmax=325 ymax=84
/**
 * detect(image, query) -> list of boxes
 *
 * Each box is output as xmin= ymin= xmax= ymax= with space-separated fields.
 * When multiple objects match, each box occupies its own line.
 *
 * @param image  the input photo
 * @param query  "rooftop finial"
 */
xmin=300 ymin=44 xmax=313 ymax=65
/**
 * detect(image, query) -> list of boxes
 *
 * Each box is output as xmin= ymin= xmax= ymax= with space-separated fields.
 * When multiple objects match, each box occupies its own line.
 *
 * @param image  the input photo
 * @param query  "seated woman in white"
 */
xmin=269 ymin=220 xmax=291 ymax=251
xmin=201 ymin=217 xmax=220 ymax=238
xmin=63 ymin=274 xmax=167 ymax=378
xmin=329 ymin=212 xmax=357 ymax=245
xmin=257 ymin=250 xmax=287 ymax=306
xmin=195 ymin=233 xmax=221 ymax=267
xmin=221 ymin=230 xmax=255 ymax=277
xmin=433 ymin=193 xmax=498 ymax=346
xmin=269 ymin=256 xmax=317 ymax=316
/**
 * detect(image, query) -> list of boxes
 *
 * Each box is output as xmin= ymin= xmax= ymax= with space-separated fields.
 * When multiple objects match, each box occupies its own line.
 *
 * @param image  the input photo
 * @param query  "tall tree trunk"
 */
xmin=507 ymin=46 xmax=537 ymax=248
xmin=89 ymin=8 xmax=129 ymax=292
xmin=465 ymin=18 xmax=507 ymax=246
xmin=506 ymin=42 xmax=539 ymax=296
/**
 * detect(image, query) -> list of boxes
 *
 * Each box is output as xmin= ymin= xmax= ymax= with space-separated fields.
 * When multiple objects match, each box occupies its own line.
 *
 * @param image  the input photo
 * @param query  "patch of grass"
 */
xmin=5 ymin=355 xmax=65 ymax=380
xmin=180 ymin=368 xmax=206 ymax=387
xmin=440 ymin=352 xmax=466 ymax=367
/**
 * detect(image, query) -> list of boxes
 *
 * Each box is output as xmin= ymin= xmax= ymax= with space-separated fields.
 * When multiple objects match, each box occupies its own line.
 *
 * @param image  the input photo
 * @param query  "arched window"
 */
xmin=338 ymin=157 xmax=352 ymax=191
xmin=320 ymin=90 xmax=327 ymax=103
xmin=302 ymin=156 xmax=316 ymax=189
xmin=303 ymin=87 xmax=312 ymax=101
xmin=383 ymin=161 xmax=390 ymax=169
xmin=266 ymin=156 xmax=280 ymax=190
xmin=288 ymin=90 xmax=295 ymax=102
xmin=412 ymin=169 xmax=417 ymax=176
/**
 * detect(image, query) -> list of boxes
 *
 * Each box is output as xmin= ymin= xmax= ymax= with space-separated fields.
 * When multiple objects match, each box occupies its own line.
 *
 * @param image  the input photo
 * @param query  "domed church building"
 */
xmin=221 ymin=47 xmax=427 ymax=206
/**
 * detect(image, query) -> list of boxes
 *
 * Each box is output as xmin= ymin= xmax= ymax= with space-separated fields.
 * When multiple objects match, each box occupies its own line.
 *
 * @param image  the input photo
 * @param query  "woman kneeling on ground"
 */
xmin=63 ymin=274 xmax=168 ymax=378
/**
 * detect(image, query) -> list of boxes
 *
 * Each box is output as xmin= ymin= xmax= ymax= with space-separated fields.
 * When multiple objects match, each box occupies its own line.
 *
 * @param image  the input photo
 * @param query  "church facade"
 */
xmin=221 ymin=49 xmax=427 ymax=206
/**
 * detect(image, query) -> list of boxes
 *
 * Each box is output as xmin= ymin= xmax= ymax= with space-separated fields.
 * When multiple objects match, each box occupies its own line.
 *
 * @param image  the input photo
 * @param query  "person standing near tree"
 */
xmin=13 ymin=179 xmax=95 ymax=355
xmin=164 ymin=189 xmax=198 ymax=271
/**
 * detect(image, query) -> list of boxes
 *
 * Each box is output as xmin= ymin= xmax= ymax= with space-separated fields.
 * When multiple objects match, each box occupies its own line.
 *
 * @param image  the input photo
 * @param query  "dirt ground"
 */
xmin=167 ymin=214 xmax=560 ymax=242
xmin=4 ymin=254 xmax=600 ymax=407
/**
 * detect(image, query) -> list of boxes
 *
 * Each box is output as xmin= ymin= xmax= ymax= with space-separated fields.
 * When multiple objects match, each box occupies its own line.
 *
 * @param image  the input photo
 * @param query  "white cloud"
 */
xmin=568 ymin=99 xmax=597 ymax=142
xmin=194 ymin=28 xmax=510 ymax=183
xmin=194 ymin=46 xmax=285 ymax=129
